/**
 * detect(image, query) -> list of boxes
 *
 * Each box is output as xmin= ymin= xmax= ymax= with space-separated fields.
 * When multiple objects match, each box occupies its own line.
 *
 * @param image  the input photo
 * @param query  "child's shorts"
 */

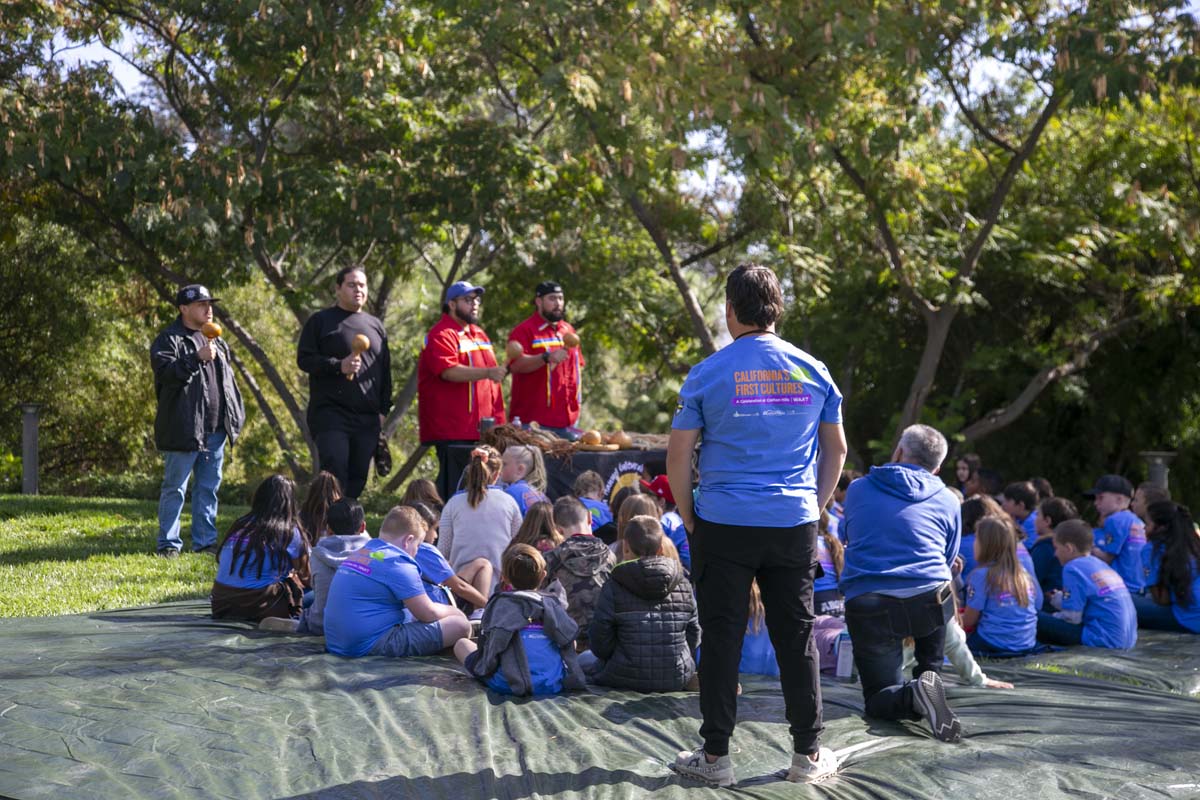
xmin=368 ymin=619 xmax=444 ymax=657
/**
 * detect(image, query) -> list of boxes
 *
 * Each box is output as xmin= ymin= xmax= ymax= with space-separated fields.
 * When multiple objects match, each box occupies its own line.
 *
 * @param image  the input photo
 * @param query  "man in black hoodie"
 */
xmin=150 ymin=284 xmax=245 ymax=557
xmin=297 ymin=266 xmax=392 ymax=498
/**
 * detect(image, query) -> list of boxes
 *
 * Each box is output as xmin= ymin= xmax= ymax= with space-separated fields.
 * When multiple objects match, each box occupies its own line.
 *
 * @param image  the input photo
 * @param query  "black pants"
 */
xmin=843 ymin=585 xmax=953 ymax=721
xmin=314 ymin=416 xmax=379 ymax=499
xmin=692 ymin=517 xmax=822 ymax=757
xmin=431 ymin=440 xmax=476 ymax=502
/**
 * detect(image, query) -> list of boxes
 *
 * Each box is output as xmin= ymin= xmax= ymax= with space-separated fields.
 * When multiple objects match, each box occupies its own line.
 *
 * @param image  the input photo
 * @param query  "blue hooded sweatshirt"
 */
xmin=839 ymin=464 xmax=961 ymax=602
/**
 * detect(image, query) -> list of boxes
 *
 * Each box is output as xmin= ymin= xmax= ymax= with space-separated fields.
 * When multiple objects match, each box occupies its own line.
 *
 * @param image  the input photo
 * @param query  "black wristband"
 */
xmin=541 ymin=352 xmax=550 ymax=363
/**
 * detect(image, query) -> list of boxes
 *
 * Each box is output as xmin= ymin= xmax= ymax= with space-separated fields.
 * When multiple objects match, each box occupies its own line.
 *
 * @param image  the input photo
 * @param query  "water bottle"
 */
xmin=512 ymin=416 xmax=522 ymax=429
xmin=835 ymin=630 xmax=856 ymax=682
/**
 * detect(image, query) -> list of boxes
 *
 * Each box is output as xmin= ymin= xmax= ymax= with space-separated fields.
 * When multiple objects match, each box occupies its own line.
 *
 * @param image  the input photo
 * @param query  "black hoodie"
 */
xmin=588 ymin=556 xmax=701 ymax=692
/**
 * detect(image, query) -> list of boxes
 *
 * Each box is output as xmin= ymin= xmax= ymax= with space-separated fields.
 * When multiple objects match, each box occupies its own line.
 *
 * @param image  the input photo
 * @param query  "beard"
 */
xmin=458 ymin=309 xmax=480 ymax=325
xmin=542 ymin=308 xmax=564 ymax=323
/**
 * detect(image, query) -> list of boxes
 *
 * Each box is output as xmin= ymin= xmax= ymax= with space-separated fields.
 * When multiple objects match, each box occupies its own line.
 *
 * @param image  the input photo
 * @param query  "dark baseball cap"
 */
xmin=1083 ymin=474 xmax=1133 ymax=498
xmin=175 ymin=284 xmax=219 ymax=306
xmin=445 ymin=281 xmax=485 ymax=302
xmin=535 ymin=280 xmax=563 ymax=297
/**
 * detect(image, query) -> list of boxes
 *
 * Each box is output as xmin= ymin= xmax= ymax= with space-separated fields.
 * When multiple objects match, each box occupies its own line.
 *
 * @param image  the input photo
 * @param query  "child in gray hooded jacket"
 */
xmin=455 ymin=544 xmax=586 ymax=695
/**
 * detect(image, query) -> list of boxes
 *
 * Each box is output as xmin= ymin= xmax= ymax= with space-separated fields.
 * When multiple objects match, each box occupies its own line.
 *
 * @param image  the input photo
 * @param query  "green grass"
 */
xmin=0 ymin=494 xmax=248 ymax=618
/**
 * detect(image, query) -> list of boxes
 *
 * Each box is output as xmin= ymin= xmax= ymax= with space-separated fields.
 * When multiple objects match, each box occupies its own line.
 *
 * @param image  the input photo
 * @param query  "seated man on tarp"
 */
xmin=324 ymin=506 xmax=471 ymax=659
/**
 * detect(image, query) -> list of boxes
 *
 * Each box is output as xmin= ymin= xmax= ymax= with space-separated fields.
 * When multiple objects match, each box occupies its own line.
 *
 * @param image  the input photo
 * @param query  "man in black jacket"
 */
xmin=297 ymin=266 xmax=392 ymax=498
xmin=150 ymin=284 xmax=245 ymax=557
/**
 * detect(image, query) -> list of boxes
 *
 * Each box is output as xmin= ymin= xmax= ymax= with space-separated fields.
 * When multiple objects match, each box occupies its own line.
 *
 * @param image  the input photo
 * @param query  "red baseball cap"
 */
xmin=640 ymin=474 xmax=675 ymax=505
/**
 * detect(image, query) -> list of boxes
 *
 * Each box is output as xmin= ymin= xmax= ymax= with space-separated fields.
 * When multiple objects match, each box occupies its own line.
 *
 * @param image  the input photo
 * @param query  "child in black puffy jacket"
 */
xmin=586 ymin=516 xmax=700 ymax=692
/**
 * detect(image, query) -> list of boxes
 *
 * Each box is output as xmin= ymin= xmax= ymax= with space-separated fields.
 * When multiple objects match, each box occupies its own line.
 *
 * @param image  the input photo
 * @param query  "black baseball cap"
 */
xmin=1083 ymin=474 xmax=1133 ymax=498
xmin=175 ymin=284 xmax=219 ymax=306
xmin=535 ymin=280 xmax=563 ymax=297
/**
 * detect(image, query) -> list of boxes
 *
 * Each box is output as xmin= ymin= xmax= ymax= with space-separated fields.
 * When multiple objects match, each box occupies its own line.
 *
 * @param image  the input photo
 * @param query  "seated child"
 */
xmin=542 ymin=496 xmax=616 ymax=648
xmin=1132 ymin=481 xmax=1170 ymax=524
xmin=298 ymin=470 xmax=342 ymax=549
xmin=959 ymin=495 xmax=1006 ymax=577
xmin=510 ymin=501 xmax=562 ymax=554
xmin=573 ymin=470 xmax=613 ymax=532
xmin=323 ymin=505 xmax=471 ymax=658
xmin=455 ymin=544 xmax=587 ymax=695
xmin=1001 ymin=481 xmax=1039 ymax=549
xmin=962 ymin=517 xmax=1040 ymax=656
xmin=1037 ymin=519 xmax=1137 ymax=649
xmin=263 ymin=497 xmax=370 ymax=634
xmin=640 ymin=474 xmax=692 ymax=571
xmin=1135 ymin=501 xmax=1200 ymax=633
xmin=814 ymin=510 xmax=845 ymax=617
xmin=404 ymin=504 xmax=489 ymax=614
xmin=402 ymin=477 xmax=444 ymax=514
xmin=1086 ymin=474 xmax=1147 ymax=593
xmin=1029 ymin=497 xmax=1078 ymax=606
xmin=212 ymin=475 xmax=310 ymax=623
xmin=500 ymin=444 xmax=550 ymax=515
xmin=586 ymin=516 xmax=700 ymax=692
xmin=439 ymin=446 xmax=522 ymax=598
xmin=613 ymin=494 xmax=662 ymax=558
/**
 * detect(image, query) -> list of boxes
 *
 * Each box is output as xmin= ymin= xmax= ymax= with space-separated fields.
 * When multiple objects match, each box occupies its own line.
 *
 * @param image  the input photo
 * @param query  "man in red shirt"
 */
xmin=507 ymin=281 xmax=584 ymax=435
xmin=418 ymin=281 xmax=507 ymax=498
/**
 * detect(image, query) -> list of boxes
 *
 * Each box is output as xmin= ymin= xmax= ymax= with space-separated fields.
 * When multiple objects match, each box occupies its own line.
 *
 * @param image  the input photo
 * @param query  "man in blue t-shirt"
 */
xmin=1085 ymin=474 xmax=1147 ymax=593
xmin=324 ymin=506 xmax=471 ymax=658
xmin=667 ymin=265 xmax=847 ymax=787
xmin=839 ymin=425 xmax=963 ymax=744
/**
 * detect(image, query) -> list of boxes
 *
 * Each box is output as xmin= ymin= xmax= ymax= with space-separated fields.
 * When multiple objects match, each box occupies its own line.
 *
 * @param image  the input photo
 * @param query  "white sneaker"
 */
xmin=258 ymin=617 xmax=299 ymax=633
xmin=672 ymin=747 xmax=734 ymax=787
xmin=786 ymin=747 xmax=839 ymax=783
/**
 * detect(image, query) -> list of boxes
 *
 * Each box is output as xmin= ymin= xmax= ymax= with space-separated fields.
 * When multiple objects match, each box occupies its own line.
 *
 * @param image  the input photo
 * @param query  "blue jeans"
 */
xmin=157 ymin=430 xmax=226 ymax=552
xmin=1036 ymin=611 xmax=1083 ymax=645
xmin=1132 ymin=593 xmax=1188 ymax=632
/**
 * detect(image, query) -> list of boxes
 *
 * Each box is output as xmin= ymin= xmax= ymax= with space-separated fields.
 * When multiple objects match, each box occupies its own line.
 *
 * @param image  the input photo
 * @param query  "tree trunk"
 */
xmin=382 ymin=443 xmax=432 ymax=493
xmin=894 ymin=307 xmax=957 ymax=442
xmin=383 ymin=365 xmax=419 ymax=440
xmin=226 ymin=348 xmax=307 ymax=479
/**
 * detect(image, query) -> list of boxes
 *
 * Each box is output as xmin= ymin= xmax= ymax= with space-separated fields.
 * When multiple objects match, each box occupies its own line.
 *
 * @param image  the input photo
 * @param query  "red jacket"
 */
xmin=507 ymin=314 xmax=583 ymax=428
xmin=418 ymin=314 xmax=506 ymax=442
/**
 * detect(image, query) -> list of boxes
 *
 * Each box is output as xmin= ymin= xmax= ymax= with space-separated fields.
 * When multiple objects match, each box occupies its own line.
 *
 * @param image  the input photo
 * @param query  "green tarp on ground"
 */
xmin=1 ymin=602 xmax=1199 ymax=799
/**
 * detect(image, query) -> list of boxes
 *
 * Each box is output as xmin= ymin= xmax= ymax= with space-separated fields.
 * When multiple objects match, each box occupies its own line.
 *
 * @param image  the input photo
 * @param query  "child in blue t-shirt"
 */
xmin=1037 ymin=520 xmax=1137 ymax=649
xmin=211 ymin=475 xmax=310 ymax=622
xmin=1001 ymin=481 xmax=1039 ymax=549
xmin=406 ymin=503 xmax=490 ymax=613
xmin=1086 ymin=474 xmax=1146 ymax=593
xmin=959 ymin=495 xmax=1005 ymax=577
xmin=962 ymin=517 xmax=1039 ymax=656
xmin=1028 ymin=497 xmax=1077 ymax=609
xmin=1136 ymin=500 xmax=1200 ymax=634
xmin=456 ymin=544 xmax=584 ymax=695
xmin=640 ymin=474 xmax=692 ymax=572
xmin=500 ymin=444 xmax=550 ymax=515
xmin=323 ymin=506 xmax=471 ymax=658
xmin=573 ymin=470 xmax=613 ymax=532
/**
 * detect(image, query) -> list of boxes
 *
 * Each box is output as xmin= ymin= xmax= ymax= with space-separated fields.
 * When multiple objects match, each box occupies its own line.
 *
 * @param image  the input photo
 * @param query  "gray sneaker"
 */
xmin=156 ymin=548 xmax=180 ymax=559
xmin=786 ymin=746 xmax=839 ymax=783
xmin=672 ymin=747 xmax=734 ymax=787
xmin=912 ymin=671 xmax=962 ymax=743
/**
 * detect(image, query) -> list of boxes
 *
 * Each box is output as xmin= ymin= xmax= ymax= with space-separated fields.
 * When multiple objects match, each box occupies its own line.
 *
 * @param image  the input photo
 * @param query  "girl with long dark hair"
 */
xmin=211 ymin=475 xmax=310 ymax=622
xmin=1135 ymin=501 xmax=1200 ymax=633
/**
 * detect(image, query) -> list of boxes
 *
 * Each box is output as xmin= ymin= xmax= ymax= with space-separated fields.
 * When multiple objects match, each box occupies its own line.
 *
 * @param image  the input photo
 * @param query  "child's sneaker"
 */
xmin=912 ymin=671 xmax=961 ymax=742
xmin=258 ymin=617 xmax=299 ymax=633
xmin=672 ymin=747 xmax=734 ymax=787
xmin=786 ymin=746 xmax=839 ymax=783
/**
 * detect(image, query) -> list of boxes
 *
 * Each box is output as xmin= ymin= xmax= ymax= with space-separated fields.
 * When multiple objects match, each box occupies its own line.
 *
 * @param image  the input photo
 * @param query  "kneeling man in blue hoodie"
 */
xmin=840 ymin=424 xmax=963 ymax=743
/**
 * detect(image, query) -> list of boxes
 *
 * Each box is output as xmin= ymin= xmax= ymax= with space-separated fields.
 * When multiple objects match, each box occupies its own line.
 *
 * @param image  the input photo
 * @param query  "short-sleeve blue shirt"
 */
xmin=1093 ymin=509 xmax=1147 ymax=593
xmin=1061 ymin=555 xmax=1137 ymax=649
xmin=416 ymin=542 xmax=457 ymax=605
xmin=324 ymin=539 xmax=427 ymax=657
xmin=965 ymin=565 xmax=1038 ymax=652
xmin=580 ymin=498 xmax=613 ymax=531
xmin=504 ymin=480 xmax=549 ymax=516
xmin=672 ymin=334 xmax=842 ymax=528
xmin=216 ymin=526 xmax=305 ymax=590
xmin=1142 ymin=545 xmax=1200 ymax=634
